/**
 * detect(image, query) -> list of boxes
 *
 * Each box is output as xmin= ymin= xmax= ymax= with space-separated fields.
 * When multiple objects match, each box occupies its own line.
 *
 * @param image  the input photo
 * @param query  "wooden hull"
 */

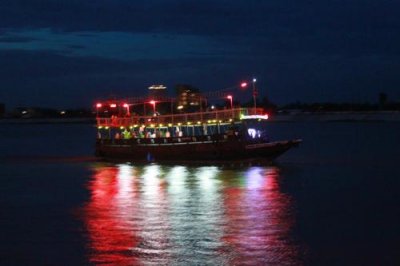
xmin=95 ymin=137 xmax=301 ymax=162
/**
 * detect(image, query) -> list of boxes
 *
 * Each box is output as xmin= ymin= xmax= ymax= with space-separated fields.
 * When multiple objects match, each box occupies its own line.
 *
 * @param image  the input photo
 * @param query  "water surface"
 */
xmin=1 ymin=122 xmax=399 ymax=265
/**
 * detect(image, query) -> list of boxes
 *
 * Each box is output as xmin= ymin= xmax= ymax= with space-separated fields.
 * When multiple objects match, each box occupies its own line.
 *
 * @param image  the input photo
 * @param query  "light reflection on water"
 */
xmin=82 ymin=163 xmax=300 ymax=265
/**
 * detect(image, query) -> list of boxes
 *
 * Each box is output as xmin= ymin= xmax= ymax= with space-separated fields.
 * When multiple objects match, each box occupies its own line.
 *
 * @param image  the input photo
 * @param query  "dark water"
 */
xmin=1 ymin=122 xmax=399 ymax=265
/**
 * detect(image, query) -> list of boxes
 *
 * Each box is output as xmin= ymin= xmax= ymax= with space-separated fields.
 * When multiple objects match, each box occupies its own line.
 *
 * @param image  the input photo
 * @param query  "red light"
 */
xmin=240 ymin=82 xmax=248 ymax=88
xmin=96 ymin=103 xmax=102 ymax=108
xmin=110 ymin=103 xmax=117 ymax=108
xmin=149 ymin=100 xmax=156 ymax=105
xmin=123 ymin=103 xmax=129 ymax=108
xmin=227 ymin=95 xmax=232 ymax=99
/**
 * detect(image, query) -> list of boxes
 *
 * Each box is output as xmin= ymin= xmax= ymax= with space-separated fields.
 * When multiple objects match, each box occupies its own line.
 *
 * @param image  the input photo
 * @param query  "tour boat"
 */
xmin=95 ymin=99 xmax=301 ymax=162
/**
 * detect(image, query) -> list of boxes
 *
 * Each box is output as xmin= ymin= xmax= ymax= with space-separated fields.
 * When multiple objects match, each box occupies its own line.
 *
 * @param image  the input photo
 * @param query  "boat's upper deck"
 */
xmin=96 ymin=107 xmax=265 ymax=128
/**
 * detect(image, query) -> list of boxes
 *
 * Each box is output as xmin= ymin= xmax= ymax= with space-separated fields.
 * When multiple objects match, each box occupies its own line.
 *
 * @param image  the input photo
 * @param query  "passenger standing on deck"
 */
xmin=122 ymin=129 xmax=131 ymax=139
xmin=146 ymin=131 xmax=152 ymax=138
xmin=111 ymin=115 xmax=117 ymax=126
xmin=139 ymin=126 xmax=145 ymax=138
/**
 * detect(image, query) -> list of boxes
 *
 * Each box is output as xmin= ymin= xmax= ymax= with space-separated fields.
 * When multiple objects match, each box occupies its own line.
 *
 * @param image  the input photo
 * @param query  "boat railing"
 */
xmin=96 ymin=107 xmax=263 ymax=127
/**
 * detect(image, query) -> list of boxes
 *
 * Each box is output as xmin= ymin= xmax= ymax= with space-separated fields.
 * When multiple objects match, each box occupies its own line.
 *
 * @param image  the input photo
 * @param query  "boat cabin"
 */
xmin=95 ymin=100 xmax=270 ymax=145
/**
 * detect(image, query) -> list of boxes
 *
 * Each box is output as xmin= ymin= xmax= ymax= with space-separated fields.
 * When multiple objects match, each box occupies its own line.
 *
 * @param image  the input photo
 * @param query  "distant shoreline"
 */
xmin=271 ymin=111 xmax=400 ymax=122
xmin=0 ymin=118 xmax=95 ymax=124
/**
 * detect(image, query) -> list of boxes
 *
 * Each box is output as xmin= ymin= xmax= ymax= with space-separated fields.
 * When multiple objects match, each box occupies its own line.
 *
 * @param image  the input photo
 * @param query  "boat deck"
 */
xmin=96 ymin=107 xmax=263 ymax=128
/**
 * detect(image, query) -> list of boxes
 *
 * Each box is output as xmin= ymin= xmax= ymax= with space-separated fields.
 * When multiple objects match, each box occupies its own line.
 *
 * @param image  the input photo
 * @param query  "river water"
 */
xmin=0 ymin=122 xmax=399 ymax=265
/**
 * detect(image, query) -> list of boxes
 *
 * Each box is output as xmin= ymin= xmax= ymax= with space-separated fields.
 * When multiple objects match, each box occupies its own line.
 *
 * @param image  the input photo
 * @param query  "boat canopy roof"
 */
xmin=96 ymin=107 xmax=267 ymax=128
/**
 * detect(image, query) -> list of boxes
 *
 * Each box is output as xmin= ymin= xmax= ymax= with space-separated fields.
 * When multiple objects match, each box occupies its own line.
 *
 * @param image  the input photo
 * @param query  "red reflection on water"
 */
xmin=84 ymin=167 xmax=138 ymax=265
xmin=82 ymin=164 xmax=171 ymax=265
xmin=83 ymin=165 xmax=140 ymax=265
xmin=81 ymin=164 xmax=299 ymax=265
xmin=221 ymin=167 xmax=298 ymax=265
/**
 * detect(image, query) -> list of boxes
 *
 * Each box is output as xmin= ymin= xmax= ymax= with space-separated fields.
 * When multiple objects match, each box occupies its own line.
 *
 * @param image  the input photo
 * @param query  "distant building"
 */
xmin=175 ymin=84 xmax=202 ymax=112
xmin=148 ymin=84 xmax=167 ymax=100
xmin=147 ymin=85 xmax=173 ymax=115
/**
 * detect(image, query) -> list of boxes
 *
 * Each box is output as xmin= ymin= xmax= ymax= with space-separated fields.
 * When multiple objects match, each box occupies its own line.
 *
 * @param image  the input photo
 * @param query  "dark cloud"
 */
xmin=1 ymin=0 xmax=399 ymax=56
xmin=0 ymin=32 xmax=38 ymax=43
xmin=66 ymin=44 xmax=85 ymax=50
xmin=0 ymin=1 xmax=399 ymax=107
xmin=1 ymin=1 xmax=398 ymax=34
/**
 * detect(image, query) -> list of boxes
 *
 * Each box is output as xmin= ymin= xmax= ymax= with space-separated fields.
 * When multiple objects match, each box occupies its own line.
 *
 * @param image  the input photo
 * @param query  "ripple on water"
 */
xmin=81 ymin=163 xmax=302 ymax=265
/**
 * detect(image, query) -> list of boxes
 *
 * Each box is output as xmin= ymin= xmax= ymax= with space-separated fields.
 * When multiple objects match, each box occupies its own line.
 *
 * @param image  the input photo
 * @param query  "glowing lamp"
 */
xmin=123 ymin=103 xmax=129 ymax=108
xmin=248 ymin=128 xmax=257 ymax=138
xmin=240 ymin=82 xmax=248 ymax=88
xmin=110 ymin=103 xmax=117 ymax=108
xmin=149 ymin=100 xmax=156 ymax=105
xmin=227 ymin=95 xmax=233 ymax=109
xmin=96 ymin=103 xmax=102 ymax=108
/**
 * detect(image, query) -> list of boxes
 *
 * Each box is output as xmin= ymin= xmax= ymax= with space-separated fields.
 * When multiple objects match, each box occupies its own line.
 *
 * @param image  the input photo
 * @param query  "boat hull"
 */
xmin=95 ymin=137 xmax=301 ymax=162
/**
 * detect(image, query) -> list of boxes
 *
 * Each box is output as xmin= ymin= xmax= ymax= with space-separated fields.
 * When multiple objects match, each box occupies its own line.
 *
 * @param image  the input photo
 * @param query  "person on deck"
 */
xmin=146 ymin=131 xmax=151 ymax=138
xmin=122 ymin=129 xmax=131 ymax=139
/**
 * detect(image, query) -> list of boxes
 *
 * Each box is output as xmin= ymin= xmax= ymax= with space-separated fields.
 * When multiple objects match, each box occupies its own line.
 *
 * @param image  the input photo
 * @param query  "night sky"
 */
xmin=0 ymin=0 xmax=399 ymax=108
